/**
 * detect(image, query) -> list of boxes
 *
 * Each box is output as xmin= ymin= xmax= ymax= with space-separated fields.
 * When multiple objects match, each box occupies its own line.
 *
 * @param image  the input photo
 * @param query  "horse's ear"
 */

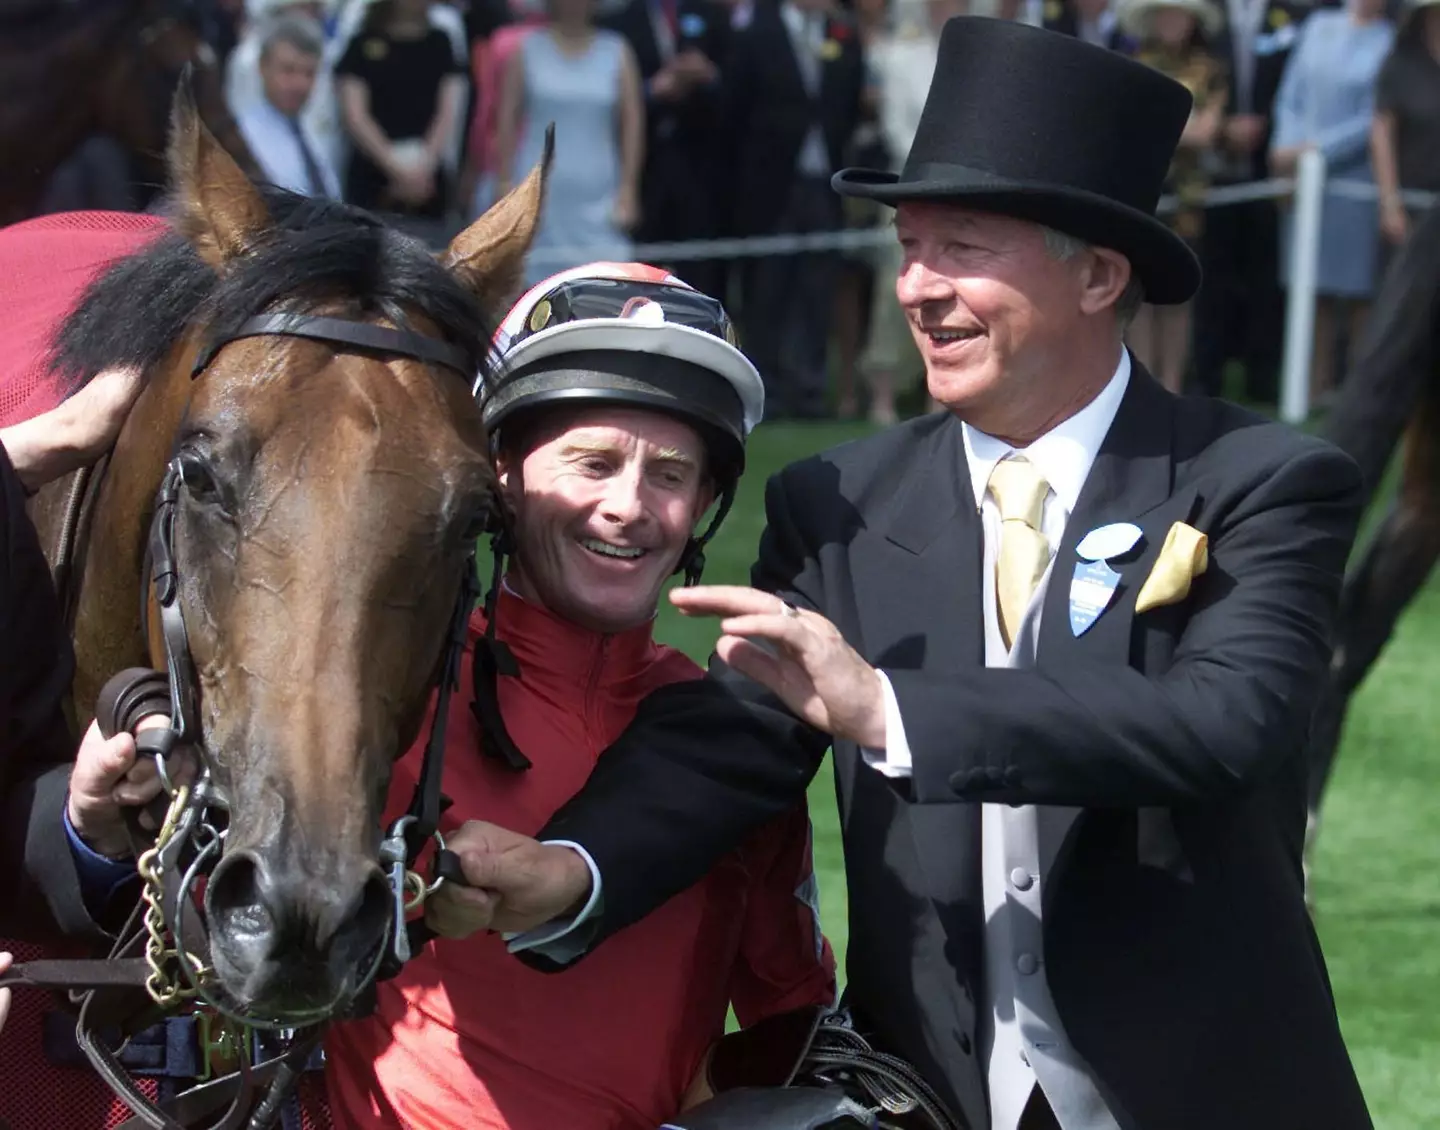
xmin=441 ymin=123 xmax=553 ymax=313
xmin=166 ymin=71 xmax=270 ymax=268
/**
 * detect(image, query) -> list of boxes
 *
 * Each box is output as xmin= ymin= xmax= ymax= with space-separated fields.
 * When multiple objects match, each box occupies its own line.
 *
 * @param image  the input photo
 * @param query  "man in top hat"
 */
xmin=429 ymin=17 xmax=1373 ymax=1130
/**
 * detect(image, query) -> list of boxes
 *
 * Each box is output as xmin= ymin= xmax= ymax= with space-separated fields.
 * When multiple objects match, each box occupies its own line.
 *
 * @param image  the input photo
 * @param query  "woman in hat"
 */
xmin=1372 ymin=0 xmax=1440 ymax=248
xmin=1117 ymin=0 xmax=1227 ymax=394
xmin=1269 ymin=0 xmax=1394 ymax=401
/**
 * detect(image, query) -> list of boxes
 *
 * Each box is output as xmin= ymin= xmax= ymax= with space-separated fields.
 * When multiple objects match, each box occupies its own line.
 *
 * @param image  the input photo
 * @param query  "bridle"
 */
xmin=3 ymin=311 xmax=488 ymax=1129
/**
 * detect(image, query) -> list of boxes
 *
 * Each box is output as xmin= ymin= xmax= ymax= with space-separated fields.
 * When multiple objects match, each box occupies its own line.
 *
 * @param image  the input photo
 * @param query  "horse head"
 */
xmin=52 ymin=85 xmax=548 ymax=1025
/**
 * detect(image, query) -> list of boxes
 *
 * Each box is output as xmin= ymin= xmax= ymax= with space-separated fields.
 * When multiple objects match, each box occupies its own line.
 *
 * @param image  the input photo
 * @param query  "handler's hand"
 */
xmin=425 ymin=819 xmax=593 ymax=939
xmin=67 ymin=715 xmax=195 ymax=859
xmin=671 ymin=585 xmax=887 ymax=749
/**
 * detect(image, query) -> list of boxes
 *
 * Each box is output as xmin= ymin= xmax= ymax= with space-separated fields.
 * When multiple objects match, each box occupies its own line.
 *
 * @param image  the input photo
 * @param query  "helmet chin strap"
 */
xmin=677 ymin=480 xmax=736 ymax=587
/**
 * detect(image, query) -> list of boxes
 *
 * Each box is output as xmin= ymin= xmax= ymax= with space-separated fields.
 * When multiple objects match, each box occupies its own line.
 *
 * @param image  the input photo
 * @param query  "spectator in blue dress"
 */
xmin=1270 ymin=0 xmax=1395 ymax=401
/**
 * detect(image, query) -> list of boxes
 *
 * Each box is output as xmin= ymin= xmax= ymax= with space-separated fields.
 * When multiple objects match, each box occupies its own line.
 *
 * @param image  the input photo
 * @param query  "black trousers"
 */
xmin=1191 ymin=195 xmax=1285 ymax=404
xmin=638 ymin=142 xmax=727 ymax=302
xmin=740 ymin=175 xmax=841 ymax=420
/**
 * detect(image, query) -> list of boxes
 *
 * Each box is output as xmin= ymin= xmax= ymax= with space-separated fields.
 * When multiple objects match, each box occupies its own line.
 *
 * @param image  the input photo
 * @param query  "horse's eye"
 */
xmin=177 ymin=453 xmax=222 ymax=506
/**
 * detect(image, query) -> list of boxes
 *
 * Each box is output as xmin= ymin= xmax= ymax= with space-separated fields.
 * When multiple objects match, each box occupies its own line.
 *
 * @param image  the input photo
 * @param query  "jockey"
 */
xmin=321 ymin=262 xmax=838 ymax=1130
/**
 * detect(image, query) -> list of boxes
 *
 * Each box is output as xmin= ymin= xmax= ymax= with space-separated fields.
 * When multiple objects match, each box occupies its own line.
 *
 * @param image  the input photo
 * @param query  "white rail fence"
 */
xmin=526 ymin=168 xmax=1439 ymax=426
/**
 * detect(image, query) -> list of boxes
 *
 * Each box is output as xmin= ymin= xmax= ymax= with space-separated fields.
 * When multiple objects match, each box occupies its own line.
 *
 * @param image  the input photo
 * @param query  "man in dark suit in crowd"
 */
xmin=1192 ymin=0 xmax=1316 ymax=403
xmin=425 ymin=18 xmax=1372 ymax=1130
xmin=724 ymin=0 xmax=863 ymax=419
xmin=1042 ymin=0 xmax=1133 ymax=50
xmin=602 ymin=0 xmax=733 ymax=299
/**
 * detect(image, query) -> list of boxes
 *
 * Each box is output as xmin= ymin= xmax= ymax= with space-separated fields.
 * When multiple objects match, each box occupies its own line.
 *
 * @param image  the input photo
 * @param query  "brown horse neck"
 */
xmin=64 ymin=341 xmax=197 ymax=729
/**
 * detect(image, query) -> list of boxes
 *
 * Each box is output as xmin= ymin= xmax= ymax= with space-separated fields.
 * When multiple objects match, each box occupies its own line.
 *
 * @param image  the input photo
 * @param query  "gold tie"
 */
xmin=988 ymin=456 xmax=1053 ymax=649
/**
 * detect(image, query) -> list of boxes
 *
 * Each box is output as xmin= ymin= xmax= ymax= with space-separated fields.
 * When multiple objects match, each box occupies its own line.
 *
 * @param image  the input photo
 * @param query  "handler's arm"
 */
xmin=890 ymin=443 xmax=1362 ymax=807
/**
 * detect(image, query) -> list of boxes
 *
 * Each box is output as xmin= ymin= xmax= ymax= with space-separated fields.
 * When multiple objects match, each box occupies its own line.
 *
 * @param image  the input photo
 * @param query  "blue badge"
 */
xmin=680 ymin=11 xmax=707 ymax=36
xmin=1070 ymin=558 xmax=1122 ymax=637
xmin=1076 ymin=521 xmax=1143 ymax=562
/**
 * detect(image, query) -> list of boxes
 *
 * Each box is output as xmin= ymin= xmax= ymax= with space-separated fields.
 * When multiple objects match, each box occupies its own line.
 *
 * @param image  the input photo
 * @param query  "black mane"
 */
xmin=51 ymin=187 xmax=493 ymax=392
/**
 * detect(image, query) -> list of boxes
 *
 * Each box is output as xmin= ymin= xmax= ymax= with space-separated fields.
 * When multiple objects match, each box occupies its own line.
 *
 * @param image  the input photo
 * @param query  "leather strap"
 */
xmin=0 ymin=958 xmax=150 ymax=991
xmin=191 ymin=314 xmax=474 ymax=382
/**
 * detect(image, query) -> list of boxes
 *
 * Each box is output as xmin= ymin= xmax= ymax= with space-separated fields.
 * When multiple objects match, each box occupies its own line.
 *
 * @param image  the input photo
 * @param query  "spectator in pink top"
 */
xmin=463 ymin=0 xmax=548 ymax=215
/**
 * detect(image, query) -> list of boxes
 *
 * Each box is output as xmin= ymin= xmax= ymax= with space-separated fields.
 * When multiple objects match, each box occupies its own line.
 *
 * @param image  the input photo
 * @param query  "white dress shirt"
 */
xmin=865 ymin=347 xmax=1131 ymax=778
xmin=236 ymin=97 xmax=345 ymax=199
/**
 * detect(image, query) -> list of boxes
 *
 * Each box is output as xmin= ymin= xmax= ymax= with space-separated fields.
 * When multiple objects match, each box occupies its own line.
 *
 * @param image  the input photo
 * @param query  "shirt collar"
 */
xmin=962 ymin=346 xmax=1131 ymax=515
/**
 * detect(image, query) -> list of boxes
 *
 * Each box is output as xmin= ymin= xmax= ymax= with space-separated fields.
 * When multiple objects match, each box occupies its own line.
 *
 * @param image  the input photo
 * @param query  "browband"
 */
xmin=191 ymin=313 xmax=475 ymax=380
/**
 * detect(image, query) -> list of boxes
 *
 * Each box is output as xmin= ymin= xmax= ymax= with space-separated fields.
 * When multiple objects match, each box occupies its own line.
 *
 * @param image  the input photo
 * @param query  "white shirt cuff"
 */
xmin=503 ymin=840 xmax=603 ymax=962
xmin=860 ymin=670 xmax=913 ymax=778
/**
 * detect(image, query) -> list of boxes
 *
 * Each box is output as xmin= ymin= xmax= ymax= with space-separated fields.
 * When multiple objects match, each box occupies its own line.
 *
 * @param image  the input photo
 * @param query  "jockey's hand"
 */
xmin=0 ymin=366 xmax=143 ymax=493
xmin=671 ymin=585 xmax=887 ymax=749
xmin=67 ymin=714 xmax=194 ymax=860
xmin=0 ymin=952 xmax=11 ymax=1036
xmin=425 ymin=819 xmax=592 ymax=939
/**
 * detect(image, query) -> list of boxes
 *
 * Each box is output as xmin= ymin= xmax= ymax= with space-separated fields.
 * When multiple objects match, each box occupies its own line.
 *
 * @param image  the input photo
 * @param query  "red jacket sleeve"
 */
xmin=726 ymin=800 xmax=837 ymax=1029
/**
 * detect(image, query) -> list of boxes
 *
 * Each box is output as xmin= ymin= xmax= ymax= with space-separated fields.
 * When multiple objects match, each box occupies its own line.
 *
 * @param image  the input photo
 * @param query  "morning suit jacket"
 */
xmin=539 ymin=364 xmax=1373 ymax=1130
xmin=722 ymin=0 xmax=865 ymax=237
xmin=1210 ymin=0 xmax=1319 ymax=179
xmin=1041 ymin=3 xmax=1134 ymax=52
xmin=0 ymin=442 xmax=100 ymax=943
xmin=601 ymin=0 xmax=733 ymax=242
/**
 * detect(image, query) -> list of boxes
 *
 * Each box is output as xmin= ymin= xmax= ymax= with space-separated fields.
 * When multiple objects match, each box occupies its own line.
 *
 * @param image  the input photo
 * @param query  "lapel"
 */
xmin=864 ymin=412 xmax=984 ymax=672
xmin=857 ymin=415 xmax=985 ymax=952
xmin=1036 ymin=363 xmax=1197 ymax=674
xmin=764 ymin=3 xmax=811 ymax=102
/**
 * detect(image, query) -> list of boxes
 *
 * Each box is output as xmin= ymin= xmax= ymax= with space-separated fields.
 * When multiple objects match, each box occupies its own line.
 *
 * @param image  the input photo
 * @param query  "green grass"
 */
xmin=642 ymin=418 xmax=1439 ymax=1130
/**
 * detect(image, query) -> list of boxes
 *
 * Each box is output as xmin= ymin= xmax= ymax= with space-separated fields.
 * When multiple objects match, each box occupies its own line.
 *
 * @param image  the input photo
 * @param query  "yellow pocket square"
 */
xmin=1134 ymin=521 xmax=1208 ymax=613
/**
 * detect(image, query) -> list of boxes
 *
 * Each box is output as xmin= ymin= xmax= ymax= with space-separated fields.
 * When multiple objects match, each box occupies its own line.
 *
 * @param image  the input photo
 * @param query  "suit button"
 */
xmin=1009 ymin=867 xmax=1034 ymax=891
xmin=1016 ymin=952 xmax=1039 ymax=976
xmin=958 ymin=1033 xmax=972 ymax=1055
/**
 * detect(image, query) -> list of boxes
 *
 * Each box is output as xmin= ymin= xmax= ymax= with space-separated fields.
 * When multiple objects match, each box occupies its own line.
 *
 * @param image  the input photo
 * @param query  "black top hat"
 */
xmin=834 ymin=17 xmax=1200 ymax=305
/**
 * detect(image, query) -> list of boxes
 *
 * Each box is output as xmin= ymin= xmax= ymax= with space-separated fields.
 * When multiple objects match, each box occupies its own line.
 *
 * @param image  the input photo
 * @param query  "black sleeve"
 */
xmin=540 ymin=468 xmax=831 ymax=949
xmin=437 ymin=27 xmax=469 ymax=73
xmin=0 ymin=442 xmax=98 ymax=943
xmin=1374 ymin=48 xmax=1401 ymax=115
xmin=334 ymin=32 xmax=374 ymax=80
xmin=893 ymin=443 xmax=1363 ymax=807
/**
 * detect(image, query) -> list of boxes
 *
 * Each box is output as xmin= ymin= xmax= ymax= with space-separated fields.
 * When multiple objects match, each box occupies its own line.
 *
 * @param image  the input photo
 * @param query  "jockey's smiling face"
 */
xmin=499 ymin=406 xmax=715 ymax=634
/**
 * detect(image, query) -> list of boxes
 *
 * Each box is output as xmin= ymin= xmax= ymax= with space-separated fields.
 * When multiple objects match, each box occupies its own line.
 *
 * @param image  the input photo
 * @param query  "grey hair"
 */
xmin=259 ymin=13 xmax=326 ymax=61
xmin=1041 ymin=226 xmax=1146 ymax=329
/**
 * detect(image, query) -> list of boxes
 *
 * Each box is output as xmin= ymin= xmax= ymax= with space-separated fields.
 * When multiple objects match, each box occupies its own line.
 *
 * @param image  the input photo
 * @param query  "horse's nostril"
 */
xmin=206 ymin=849 xmax=274 ymax=941
xmin=323 ymin=869 xmax=394 ymax=970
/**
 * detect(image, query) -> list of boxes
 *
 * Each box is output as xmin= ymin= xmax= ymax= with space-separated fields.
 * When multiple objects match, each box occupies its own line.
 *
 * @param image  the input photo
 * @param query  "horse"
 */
xmin=1303 ymin=202 xmax=1440 ymax=894
xmin=0 ymin=0 xmax=259 ymax=225
xmin=9 ymin=82 xmax=549 ymax=1124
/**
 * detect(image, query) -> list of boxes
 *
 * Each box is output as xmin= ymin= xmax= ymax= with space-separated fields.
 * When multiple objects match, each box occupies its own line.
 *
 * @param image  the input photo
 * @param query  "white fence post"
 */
xmin=1280 ymin=147 xmax=1327 ymax=425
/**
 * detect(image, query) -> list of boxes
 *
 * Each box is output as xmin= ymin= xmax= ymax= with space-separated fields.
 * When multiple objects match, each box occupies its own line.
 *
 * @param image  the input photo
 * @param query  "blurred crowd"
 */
xmin=36 ymin=0 xmax=1440 ymax=420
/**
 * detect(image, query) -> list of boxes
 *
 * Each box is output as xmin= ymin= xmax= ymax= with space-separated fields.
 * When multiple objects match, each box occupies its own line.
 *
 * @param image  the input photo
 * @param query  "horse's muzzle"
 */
xmin=204 ymin=846 xmax=392 ymax=1021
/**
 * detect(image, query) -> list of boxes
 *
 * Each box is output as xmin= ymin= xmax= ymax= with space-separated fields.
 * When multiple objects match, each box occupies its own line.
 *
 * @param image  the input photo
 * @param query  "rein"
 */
xmin=2 ymin=312 xmax=485 ymax=1130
